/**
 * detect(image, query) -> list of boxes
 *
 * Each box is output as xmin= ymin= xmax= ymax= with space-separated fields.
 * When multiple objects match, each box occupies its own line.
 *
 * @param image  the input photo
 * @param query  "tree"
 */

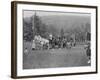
xmin=60 ymin=28 xmax=64 ymax=38
xmin=85 ymin=23 xmax=90 ymax=33
xmin=86 ymin=32 xmax=91 ymax=41
xmin=85 ymin=23 xmax=91 ymax=41
xmin=32 ymin=12 xmax=48 ymax=38
xmin=39 ymin=23 xmax=48 ymax=38
xmin=33 ymin=12 xmax=42 ymax=35
xmin=23 ymin=17 xmax=33 ymax=41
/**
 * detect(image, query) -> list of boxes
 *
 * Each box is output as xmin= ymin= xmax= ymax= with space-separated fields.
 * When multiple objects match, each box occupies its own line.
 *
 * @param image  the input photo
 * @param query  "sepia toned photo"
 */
xmin=23 ymin=10 xmax=91 ymax=69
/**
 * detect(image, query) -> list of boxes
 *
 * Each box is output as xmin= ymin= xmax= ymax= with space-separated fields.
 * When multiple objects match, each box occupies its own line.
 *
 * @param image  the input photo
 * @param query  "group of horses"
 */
xmin=32 ymin=35 xmax=76 ymax=50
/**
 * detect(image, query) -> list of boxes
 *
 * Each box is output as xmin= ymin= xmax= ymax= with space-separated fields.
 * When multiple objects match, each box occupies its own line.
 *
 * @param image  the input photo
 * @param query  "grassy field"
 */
xmin=23 ymin=42 xmax=90 ymax=69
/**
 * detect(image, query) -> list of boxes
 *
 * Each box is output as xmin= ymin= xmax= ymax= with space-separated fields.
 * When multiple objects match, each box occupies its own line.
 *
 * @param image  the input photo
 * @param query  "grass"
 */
xmin=23 ymin=41 xmax=90 ymax=69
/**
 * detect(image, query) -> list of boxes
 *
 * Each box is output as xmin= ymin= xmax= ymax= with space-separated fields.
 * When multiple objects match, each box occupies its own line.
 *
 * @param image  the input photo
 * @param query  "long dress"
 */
xmin=32 ymin=40 xmax=35 ymax=49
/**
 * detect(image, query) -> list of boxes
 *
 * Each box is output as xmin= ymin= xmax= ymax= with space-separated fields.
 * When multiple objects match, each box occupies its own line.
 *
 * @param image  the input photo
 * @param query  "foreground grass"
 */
xmin=23 ymin=42 xmax=90 ymax=69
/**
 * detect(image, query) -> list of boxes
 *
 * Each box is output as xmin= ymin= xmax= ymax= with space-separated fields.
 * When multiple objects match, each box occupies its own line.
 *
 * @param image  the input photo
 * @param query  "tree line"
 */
xmin=23 ymin=12 xmax=90 ymax=42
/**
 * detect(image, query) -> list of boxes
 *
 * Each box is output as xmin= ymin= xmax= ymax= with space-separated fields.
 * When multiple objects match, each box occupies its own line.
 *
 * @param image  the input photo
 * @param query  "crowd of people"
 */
xmin=32 ymin=34 xmax=76 ymax=50
xmin=23 ymin=34 xmax=91 ymax=64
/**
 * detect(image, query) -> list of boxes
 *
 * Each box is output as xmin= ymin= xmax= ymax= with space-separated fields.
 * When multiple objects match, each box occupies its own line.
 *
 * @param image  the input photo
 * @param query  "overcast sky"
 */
xmin=23 ymin=10 xmax=91 ymax=18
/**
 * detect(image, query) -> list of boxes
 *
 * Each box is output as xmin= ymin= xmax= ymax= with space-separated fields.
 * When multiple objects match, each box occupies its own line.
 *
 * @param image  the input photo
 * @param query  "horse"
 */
xmin=32 ymin=35 xmax=49 ymax=50
xmin=66 ymin=42 xmax=72 ymax=49
xmin=40 ymin=37 xmax=49 ymax=49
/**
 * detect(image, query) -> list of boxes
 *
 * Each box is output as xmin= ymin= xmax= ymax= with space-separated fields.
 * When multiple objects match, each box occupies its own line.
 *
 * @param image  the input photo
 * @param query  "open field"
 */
xmin=23 ymin=42 xmax=90 ymax=69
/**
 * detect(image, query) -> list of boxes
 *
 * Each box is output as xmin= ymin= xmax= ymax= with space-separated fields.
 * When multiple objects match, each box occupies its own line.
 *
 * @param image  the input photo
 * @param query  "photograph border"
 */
xmin=11 ymin=1 xmax=98 ymax=79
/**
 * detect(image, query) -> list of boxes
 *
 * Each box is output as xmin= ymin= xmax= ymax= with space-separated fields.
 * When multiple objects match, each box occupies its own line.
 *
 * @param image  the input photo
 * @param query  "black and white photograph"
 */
xmin=23 ymin=10 xmax=91 ymax=69
xmin=11 ymin=1 xmax=97 ymax=78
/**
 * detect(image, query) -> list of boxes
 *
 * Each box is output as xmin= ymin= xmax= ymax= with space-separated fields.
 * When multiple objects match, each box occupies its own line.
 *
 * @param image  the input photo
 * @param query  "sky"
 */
xmin=23 ymin=10 xmax=91 ymax=18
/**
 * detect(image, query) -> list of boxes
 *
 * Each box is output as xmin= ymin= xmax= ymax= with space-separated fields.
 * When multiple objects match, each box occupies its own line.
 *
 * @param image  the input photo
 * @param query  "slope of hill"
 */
xmin=40 ymin=15 xmax=90 ymax=33
xmin=23 ymin=14 xmax=90 ymax=35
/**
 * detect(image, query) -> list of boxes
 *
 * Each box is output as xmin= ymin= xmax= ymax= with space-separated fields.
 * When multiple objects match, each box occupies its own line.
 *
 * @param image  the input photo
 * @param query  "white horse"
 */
xmin=32 ymin=35 xmax=49 ymax=50
xmin=66 ymin=42 xmax=71 ymax=49
xmin=39 ymin=37 xmax=49 ymax=49
xmin=32 ymin=35 xmax=41 ymax=50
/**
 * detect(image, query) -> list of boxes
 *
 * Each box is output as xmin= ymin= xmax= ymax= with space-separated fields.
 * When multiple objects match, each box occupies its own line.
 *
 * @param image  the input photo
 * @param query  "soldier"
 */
xmin=48 ymin=34 xmax=53 ymax=49
xmin=62 ymin=37 xmax=67 ymax=48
